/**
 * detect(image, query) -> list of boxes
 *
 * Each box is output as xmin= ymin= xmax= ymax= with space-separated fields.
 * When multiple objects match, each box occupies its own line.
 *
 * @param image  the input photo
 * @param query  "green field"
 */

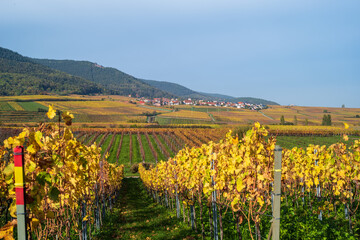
xmin=107 ymin=134 xmax=122 ymax=163
xmin=158 ymin=134 xmax=174 ymax=157
xmin=141 ymin=134 xmax=156 ymax=162
xmin=100 ymin=134 xmax=113 ymax=155
xmin=275 ymin=135 xmax=358 ymax=149
xmin=16 ymin=101 xmax=48 ymax=111
xmin=132 ymin=134 xmax=142 ymax=164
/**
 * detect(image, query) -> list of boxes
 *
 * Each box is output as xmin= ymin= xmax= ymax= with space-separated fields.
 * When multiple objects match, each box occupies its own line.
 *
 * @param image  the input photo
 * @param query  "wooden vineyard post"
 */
xmin=272 ymin=145 xmax=282 ymax=240
xmin=14 ymin=146 xmax=28 ymax=240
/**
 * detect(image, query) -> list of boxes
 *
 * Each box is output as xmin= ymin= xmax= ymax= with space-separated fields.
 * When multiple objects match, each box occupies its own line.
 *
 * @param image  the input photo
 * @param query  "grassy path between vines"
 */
xmin=94 ymin=178 xmax=200 ymax=240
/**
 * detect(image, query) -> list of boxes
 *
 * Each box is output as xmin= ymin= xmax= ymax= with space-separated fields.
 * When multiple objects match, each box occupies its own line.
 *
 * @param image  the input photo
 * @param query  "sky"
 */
xmin=0 ymin=0 xmax=359 ymax=107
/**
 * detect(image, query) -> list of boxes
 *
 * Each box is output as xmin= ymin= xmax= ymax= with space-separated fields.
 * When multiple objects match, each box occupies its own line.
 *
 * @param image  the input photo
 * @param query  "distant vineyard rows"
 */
xmin=73 ymin=128 xmax=229 ymax=170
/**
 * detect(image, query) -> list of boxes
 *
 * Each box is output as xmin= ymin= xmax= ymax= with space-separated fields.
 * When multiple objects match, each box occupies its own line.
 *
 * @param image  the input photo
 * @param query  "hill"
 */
xmin=140 ymin=79 xmax=209 ymax=99
xmin=197 ymin=92 xmax=235 ymax=101
xmin=1 ymin=46 xmax=279 ymax=105
xmin=233 ymin=97 xmax=279 ymax=105
xmin=32 ymin=59 xmax=175 ymax=99
xmin=0 ymin=47 xmax=103 ymax=96
xmin=142 ymin=79 xmax=277 ymax=104
xmin=142 ymin=79 xmax=238 ymax=101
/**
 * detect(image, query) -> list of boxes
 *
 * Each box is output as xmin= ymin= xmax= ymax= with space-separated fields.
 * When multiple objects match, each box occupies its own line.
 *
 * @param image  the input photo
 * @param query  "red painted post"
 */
xmin=14 ymin=146 xmax=27 ymax=240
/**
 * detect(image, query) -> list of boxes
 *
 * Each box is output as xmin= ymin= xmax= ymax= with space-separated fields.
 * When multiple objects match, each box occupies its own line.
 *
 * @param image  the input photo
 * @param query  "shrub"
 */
xmin=130 ymin=162 xmax=153 ymax=173
xmin=130 ymin=163 xmax=139 ymax=173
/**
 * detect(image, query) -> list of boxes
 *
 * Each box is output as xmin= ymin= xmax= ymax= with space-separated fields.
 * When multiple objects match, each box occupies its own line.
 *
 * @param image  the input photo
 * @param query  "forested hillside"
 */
xmin=0 ymin=47 xmax=104 ymax=95
xmin=141 ymin=79 xmax=208 ymax=99
xmin=1 ymin=46 xmax=280 ymax=105
xmin=32 ymin=59 xmax=175 ymax=98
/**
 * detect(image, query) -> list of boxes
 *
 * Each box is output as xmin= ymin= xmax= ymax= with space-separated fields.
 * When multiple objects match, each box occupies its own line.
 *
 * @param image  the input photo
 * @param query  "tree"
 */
xmin=280 ymin=115 xmax=285 ymax=125
xmin=305 ymin=118 xmax=309 ymax=126
xmin=293 ymin=115 xmax=298 ymax=125
xmin=327 ymin=114 xmax=332 ymax=126
xmin=322 ymin=114 xmax=332 ymax=126
xmin=322 ymin=115 xmax=327 ymax=126
xmin=342 ymin=104 xmax=345 ymax=108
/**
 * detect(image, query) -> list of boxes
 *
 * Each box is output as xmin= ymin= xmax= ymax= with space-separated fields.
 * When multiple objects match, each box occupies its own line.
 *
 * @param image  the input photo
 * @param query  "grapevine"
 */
xmin=0 ymin=106 xmax=124 ymax=239
xmin=139 ymin=122 xmax=360 ymax=239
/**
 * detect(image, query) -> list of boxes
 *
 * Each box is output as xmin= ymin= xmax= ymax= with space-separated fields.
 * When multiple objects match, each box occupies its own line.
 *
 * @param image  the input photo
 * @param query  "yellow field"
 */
xmin=172 ymin=105 xmax=360 ymax=126
xmin=70 ymin=120 xmax=150 ymax=128
xmin=212 ymin=110 xmax=274 ymax=124
xmin=0 ymin=94 xmax=132 ymax=102
xmin=160 ymin=110 xmax=211 ymax=120
xmin=0 ymin=95 xmax=359 ymax=128
xmin=262 ymin=105 xmax=360 ymax=126
xmin=39 ymin=100 xmax=145 ymax=115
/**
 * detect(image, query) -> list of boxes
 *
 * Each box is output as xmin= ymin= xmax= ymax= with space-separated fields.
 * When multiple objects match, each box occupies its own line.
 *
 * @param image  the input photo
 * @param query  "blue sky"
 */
xmin=1 ymin=0 xmax=359 ymax=107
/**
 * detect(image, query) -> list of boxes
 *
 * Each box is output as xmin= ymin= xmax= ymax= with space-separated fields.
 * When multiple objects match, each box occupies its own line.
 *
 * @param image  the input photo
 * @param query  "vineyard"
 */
xmin=139 ymin=123 xmax=360 ymax=239
xmin=1 ymin=103 xmax=360 ymax=239
xmin=73 ymin=128 xmax=229 ymax=175
xmin=0 ymin=106 xmax=230 ymax=239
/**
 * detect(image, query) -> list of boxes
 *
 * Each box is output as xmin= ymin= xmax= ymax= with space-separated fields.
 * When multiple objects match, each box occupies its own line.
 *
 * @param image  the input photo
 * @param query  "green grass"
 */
xmin=118 ymin=135 xmax=133 ymax=175
xmin=107 ymin=134 xmax=122 ymax=163
xmin=76 ymin=133 xmax=86 ymax=142
xmin=275 ymin=135 xmax=359 ymax=149
xmin=118 ymin=135 xmax=130 ymax=164
xmin=100 ymin=134 xmax=113 ymax=155
xmin=83 ymin=134 xmax=94 ymax=145
xmin=95 ymin=134 xmax=104 ymax=145
xmin=149 ymin=134 xmax=166 ymax=162
xmin=141 ymin=135 xmax=156 ymax=163
xmin=94 ymin=178 xmax=199 ymax=240
xmin=16 ymin=101 xmax=48 ymax=111
xmin=132 ymin=134 xmax=142 ymax=164
xmin=158 ymin=135 xmax=174 ymax=157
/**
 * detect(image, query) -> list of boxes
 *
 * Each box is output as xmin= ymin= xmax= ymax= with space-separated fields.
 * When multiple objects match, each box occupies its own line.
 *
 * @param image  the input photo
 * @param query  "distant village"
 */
xmin=134 ymin=96 xmax=268 ymax=110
